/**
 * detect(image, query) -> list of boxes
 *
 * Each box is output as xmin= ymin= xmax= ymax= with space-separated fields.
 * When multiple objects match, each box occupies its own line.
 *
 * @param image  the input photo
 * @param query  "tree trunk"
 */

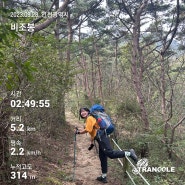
xmin=54 ymin=0 xmax=66 ymax=124
xmin=160 ymin=0 xmax=180 ymax=158
xmin=131 ymin=1 xmax=150 ymax=130
xmin=0 ymin=98 xmax=12 ymax=184
xmin=94 ymin=41 xmax=104 ymax=103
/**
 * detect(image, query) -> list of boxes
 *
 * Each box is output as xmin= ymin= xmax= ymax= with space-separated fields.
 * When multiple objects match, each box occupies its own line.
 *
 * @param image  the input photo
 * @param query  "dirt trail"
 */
xmin=65 ymin=112 xmax=120 ymax=185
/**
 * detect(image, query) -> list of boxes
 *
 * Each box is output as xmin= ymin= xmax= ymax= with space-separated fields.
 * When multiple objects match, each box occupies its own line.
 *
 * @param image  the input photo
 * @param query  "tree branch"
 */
xmin=161 ymin=0 xmax=180 ymax=55
xmin=33 ymin=0 xmax=74 ymax=33
xmin=173 ymin=115 xmax=185 ymax=130
xmin=170 ymin=115 xmax=185 ymax=145
xmin=31 ymin=0 xmax=59 ymax=24
xmin=119 ymin=0 xmax=135 ymax=22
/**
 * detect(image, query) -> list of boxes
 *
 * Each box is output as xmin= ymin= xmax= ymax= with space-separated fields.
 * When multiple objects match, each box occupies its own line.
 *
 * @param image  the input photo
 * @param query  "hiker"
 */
xmin=76 ymin=107 xmax=138 ymax=183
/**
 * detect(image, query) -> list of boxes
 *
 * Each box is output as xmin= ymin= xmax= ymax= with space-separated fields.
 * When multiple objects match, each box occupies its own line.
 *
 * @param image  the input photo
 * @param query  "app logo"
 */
xmin=132 ymin=158 xmax=175 ymax=175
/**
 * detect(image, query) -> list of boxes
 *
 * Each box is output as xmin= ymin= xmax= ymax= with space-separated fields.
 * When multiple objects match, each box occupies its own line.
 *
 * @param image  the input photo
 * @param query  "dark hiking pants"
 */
xmin=96 ymin=131 xmax=126 ymax=173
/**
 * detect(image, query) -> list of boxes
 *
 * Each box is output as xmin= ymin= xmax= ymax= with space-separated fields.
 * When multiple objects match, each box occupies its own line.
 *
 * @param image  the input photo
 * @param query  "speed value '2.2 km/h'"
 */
xmin=10 ymin=99 xmax=50 ymax=108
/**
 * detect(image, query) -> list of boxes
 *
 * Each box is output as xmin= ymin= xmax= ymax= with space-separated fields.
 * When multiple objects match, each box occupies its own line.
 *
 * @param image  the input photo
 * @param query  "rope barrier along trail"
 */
xmin=111 ymin=138 xmax=151 ymax=185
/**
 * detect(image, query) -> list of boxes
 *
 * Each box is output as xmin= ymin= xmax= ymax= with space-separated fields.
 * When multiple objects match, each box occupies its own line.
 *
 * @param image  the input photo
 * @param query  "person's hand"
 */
xmin=74 ymin=127 xmax=80 ymax=134
xmin=88 ymin=144 xmax=94 ymax=150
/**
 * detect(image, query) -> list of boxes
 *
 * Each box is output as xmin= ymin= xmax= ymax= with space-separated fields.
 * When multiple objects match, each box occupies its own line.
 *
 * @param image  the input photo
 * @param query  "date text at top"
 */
xmin=10 ymin=11 xmax=68 ymax=18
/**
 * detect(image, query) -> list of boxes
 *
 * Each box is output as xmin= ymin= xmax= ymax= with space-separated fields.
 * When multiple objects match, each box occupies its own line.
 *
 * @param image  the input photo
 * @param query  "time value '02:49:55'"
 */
xmin=10 ymin=99 xmax=50 ymax=108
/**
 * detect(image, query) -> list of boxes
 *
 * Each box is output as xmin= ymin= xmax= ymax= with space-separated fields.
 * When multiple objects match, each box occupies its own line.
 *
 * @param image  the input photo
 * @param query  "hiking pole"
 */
xmin=73 ymin=127 xmax=78 ymax=181
xmin=94 ymin=140 xmax=99 ymax=154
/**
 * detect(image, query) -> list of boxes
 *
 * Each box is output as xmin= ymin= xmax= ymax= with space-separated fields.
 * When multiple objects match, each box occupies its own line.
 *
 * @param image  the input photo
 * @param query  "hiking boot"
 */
xmin=129 ymin=149 xmax=138 ymax=164
xmin=96 ymin=176 xmax=108 ymax=183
